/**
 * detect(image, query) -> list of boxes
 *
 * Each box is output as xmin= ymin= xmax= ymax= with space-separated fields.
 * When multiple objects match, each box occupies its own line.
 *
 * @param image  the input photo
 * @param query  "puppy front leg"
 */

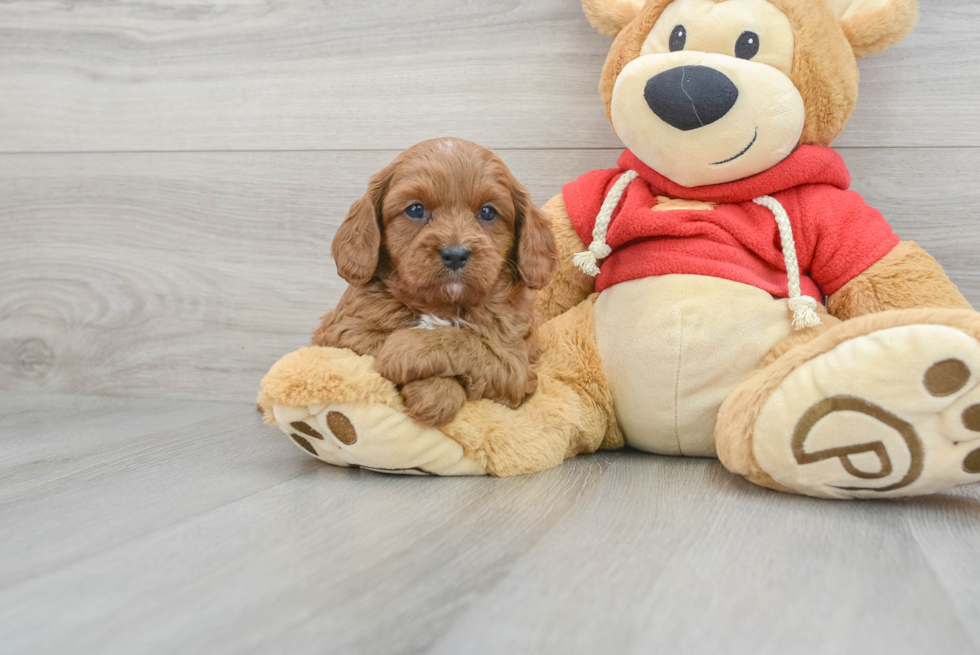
xmin=374 ymin=329 xmax=457 ymax=384
xmin=401 ymin=377 xmax=467 ymax=427
xmin=375 ymin=328 xmax=530 ymax=409
xmin=313 ymin=313 xmax=390 ymax=356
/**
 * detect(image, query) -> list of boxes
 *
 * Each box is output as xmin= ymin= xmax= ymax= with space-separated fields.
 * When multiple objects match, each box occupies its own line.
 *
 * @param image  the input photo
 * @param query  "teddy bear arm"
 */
xmin=533 ymin=194 xmax=597 ymax=322
xmin=827 ymin=241 xmax=973 ymax=322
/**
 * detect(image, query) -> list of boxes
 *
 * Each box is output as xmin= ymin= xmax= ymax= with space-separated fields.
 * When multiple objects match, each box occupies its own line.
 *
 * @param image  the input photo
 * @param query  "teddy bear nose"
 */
xmin=644 ymin=65 xmax=739 ymax=131
xmin=440 ymin=245 xmax=471 ymax=271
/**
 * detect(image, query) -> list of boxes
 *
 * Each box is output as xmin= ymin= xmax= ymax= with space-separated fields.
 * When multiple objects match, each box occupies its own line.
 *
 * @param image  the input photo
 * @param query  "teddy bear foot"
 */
xmin=259 ymin=346 xmax=486 ymax=476
xmin=718 ymin=310 xmax=980 ymax=499
xmin=272 ymin=403 xmax=486 ymax=476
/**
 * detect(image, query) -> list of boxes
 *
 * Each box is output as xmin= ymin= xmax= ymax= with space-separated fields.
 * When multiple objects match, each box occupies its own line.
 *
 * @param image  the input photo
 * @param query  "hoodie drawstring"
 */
xmin=572 ymin=170 xmax=639 ymax=277
xmin=751 ymin=195 xmax=822 ymax=331
xmin=573 ymin=173 xmax=822 ymax=332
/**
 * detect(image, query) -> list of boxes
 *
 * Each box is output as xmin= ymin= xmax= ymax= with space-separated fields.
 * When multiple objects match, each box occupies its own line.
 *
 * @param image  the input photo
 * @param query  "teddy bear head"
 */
xmin=583 ymin=0 xmax=917 ymax=187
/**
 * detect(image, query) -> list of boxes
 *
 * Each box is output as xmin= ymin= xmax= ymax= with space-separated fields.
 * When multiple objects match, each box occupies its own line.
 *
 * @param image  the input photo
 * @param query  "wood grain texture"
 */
xmin=0 ymin=0 xmax=977 ymax=152
xmin=0 ymin=393 xmax=978 ymax=655
xmin=2 ymin=147 xmax=978 ymax=401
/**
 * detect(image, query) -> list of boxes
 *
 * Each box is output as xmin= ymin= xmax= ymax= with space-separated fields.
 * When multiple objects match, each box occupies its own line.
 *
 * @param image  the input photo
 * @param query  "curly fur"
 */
xmin=313 ymin=138 xmax=558 ymax=427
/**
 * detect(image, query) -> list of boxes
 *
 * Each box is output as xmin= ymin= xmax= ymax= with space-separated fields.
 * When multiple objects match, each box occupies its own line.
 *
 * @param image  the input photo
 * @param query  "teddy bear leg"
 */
xmin=716 ymin=309 xmax=980 ymax=498
xmin=259 ymin=296 xmax=618 ymax=477
xmin=259 ymin=347 xmax=487 ymax=476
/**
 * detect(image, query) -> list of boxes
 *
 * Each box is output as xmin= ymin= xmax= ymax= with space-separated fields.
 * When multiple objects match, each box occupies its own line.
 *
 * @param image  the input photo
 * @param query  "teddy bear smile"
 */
xmin=711 ymin=127 xmax=759 ymax=166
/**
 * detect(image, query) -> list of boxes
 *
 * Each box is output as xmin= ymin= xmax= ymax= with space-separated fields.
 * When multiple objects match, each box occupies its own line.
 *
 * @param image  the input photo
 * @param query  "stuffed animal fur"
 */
xmin=258 ymin=0 xmax=980 ymax=499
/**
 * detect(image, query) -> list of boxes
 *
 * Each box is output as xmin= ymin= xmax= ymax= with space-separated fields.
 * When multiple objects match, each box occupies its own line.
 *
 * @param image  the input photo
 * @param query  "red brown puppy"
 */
xmin=313 ymin=138 xmax=558 ymax=427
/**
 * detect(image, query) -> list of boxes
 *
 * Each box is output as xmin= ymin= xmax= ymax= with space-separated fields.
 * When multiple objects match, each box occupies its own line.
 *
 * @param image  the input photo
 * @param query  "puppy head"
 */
xmin=333 ymin=138 xmax=557 ymax=310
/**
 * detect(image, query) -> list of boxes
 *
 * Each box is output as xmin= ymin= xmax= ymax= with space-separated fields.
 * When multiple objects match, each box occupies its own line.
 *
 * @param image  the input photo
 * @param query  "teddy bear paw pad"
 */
xmin=272 ymin=403 xmax=486 ymax=477
xmin=752 ymin=324 xmax=980 ymax=499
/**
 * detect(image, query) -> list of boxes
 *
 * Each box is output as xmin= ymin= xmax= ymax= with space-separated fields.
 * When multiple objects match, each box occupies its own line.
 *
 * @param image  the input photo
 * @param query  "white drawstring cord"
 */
xmin=573 ymin=174 xmax=821 ymax=332
xmin=573 ymin=170 xmax=639 ymax=277
xmin=752 ymin=195 xmax=822 ymax=331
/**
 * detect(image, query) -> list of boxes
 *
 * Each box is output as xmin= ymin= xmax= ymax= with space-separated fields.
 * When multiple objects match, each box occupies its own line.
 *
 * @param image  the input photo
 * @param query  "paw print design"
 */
xmin=751 ymin=322 xmax=980 ymax=498
xmin=274 ymin=402 xmax=485 ymax=477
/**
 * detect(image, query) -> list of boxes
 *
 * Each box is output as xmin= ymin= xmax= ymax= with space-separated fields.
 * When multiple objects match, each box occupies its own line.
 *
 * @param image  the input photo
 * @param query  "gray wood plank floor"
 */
xmin=1 ymin=393 xmax=979 ymax=655
xmin=3 ymin=1 xmax=980 ymax=653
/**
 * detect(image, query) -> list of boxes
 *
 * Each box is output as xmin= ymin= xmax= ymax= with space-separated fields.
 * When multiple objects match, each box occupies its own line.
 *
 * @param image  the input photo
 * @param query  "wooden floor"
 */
xmin=2 ymin=1 xmax=980 ymax=653
xmin=2 ymin=394 xmax=980 ymax=654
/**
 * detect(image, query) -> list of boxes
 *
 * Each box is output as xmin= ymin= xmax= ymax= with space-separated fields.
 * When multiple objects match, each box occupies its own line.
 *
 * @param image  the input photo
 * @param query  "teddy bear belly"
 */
xmin=594 ymin=275 xmax=795 ymax=457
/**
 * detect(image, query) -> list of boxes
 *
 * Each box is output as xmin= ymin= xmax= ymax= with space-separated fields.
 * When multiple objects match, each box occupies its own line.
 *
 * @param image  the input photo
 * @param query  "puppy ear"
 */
xmin=831 ymin=0 xmax=918 ymax=57
xmin=513 ymin=182 xmax=558 ymax=290
xmin=331 ymin=167 xmax=392 ymax=285
xmin=582 ymin=0 xmax=645 ymax=38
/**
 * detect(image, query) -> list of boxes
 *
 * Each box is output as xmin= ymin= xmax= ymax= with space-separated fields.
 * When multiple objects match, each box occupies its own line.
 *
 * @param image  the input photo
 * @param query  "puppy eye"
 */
xmin=405 ymin=203 xmax=426 ymax=220
xmin=479 ymin=206 xmax=498 ymax=222
xmin=735 ymin=31 xmax=760 ymax=60
xmin=669 ymin=25 xmax=687 ymax=52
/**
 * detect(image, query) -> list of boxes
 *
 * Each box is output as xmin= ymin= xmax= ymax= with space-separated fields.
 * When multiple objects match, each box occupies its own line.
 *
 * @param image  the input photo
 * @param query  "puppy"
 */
xmin=313 ymin=138 xmax=559 ymax=427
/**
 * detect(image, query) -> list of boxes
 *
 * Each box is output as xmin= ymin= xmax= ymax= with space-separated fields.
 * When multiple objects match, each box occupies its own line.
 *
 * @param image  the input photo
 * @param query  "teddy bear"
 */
xmin=258 ymin=0 xmax=980 ymax=500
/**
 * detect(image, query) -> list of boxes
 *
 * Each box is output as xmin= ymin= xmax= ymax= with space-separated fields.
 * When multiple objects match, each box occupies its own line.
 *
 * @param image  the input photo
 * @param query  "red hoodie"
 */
xmin=562 ymin=146 xmax=899 ymax=299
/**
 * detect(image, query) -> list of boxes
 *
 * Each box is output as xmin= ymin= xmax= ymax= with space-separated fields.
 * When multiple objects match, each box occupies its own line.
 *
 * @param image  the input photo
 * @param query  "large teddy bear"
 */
xmin=258 ymin=0 xmax=980 ymax=499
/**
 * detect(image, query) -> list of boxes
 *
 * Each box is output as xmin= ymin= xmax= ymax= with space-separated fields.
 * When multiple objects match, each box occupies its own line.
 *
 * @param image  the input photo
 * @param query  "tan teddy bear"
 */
xmin=259 ymin=0 xmax=980 ymax=500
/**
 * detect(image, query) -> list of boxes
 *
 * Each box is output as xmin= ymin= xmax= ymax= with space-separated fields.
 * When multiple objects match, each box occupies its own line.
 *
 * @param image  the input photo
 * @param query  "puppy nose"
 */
xmin=644 ymin=65 xmax=739 ymax=131
xmin=440 ymin=245 xmax=471 ymax=271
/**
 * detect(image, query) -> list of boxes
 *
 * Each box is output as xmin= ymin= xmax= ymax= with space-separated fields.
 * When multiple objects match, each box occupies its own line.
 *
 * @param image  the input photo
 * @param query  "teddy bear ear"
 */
xmin=582 ymin=0 xmax=645 ymax=38
xmin=829 ymin=0 xmax=919 ymax=57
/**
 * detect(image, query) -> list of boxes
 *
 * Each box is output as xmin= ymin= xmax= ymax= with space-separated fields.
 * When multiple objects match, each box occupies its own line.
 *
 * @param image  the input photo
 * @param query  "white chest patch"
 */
xmin=413 ymin=314 xmax=474 ymax=330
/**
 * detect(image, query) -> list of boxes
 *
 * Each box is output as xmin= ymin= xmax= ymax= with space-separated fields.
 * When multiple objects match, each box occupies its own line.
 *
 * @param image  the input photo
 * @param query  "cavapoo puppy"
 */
xmin=313 ymin=138 xmax=558 ymax=427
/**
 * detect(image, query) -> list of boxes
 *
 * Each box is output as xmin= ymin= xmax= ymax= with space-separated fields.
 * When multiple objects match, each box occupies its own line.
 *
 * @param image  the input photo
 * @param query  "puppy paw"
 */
xmin=375 ymin=331 xmax=447 ymax=385
xmin=524 ymin=370 xmax=539 ymax=399
xmin=401 ymin=377 xmax=467 ymax=427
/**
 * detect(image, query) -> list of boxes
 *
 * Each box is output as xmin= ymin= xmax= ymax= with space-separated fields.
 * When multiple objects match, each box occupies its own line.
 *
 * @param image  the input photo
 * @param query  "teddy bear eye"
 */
xmin=735 ymin=31 xmax=760 ymax=60
xmin=479 ymin=205 xmax=498 ymax=222
xmin=669 ymin=25 xmax=687 ymax=52
xmin=405 ymin=203 xmax=426 ymax=220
